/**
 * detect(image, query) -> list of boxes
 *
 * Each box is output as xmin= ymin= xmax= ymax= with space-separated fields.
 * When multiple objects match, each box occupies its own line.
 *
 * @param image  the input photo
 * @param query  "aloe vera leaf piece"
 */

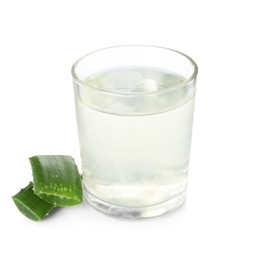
xmin=12 ymin=182 xmax=55 ymax=221
xmin=30 ymin=155 xmax=83 ymax=206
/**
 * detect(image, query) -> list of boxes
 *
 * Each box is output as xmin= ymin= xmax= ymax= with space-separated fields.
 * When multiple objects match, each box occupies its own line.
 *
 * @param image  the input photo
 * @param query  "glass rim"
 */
xmin=71 ymin=45 xmax=198 ymax=96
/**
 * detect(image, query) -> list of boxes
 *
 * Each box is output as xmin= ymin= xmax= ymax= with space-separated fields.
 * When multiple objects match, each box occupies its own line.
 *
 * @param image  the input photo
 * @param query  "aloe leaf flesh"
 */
xmin=12 ymin=182 xmax=55 ymax=221
xmin=30 ymin=155 xmax=83 ymax=206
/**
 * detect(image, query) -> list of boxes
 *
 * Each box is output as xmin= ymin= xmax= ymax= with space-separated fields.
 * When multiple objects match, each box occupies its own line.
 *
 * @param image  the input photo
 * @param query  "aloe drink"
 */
xmin=74 ymin=67 xmax=195 ymax=208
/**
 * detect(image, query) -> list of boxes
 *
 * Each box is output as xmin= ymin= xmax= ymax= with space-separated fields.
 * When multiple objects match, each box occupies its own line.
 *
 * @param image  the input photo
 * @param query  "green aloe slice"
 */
xmin=30 ymin=155 xmax=83 ymax=206
xmin=12 ymin=182 xmax=55 ymax=221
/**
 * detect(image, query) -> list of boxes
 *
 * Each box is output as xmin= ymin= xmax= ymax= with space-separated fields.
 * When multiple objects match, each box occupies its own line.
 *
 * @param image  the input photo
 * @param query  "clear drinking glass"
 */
xmin=72 ymin=45 xmax=198 ymax=218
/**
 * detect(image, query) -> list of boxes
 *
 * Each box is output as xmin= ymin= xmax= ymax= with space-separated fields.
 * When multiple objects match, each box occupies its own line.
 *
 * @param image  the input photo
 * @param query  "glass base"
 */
xmin=84 ymin=187 xmax=186 ymax=219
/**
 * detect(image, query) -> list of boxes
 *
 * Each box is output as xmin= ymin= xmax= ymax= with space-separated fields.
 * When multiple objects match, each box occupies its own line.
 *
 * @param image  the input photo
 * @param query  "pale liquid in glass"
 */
xmin=74 ymin=67 xmax=194 ymax=210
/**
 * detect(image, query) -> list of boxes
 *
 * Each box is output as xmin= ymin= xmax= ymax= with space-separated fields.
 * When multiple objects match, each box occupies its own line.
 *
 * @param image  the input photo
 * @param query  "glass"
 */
xmin=72 ymin=45 xmax=198 ymax=218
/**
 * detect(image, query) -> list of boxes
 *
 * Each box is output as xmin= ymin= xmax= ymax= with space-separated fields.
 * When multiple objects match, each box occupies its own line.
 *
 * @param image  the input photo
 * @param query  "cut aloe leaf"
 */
xmin=12 ymin=182 xmax=55 ymax=221
xmin=30 ymin=155 xmax=83 ymax=206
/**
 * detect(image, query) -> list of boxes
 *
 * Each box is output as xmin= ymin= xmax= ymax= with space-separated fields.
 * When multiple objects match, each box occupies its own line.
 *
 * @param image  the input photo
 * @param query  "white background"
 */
xmin=0 ymin=0 xmax=259 ymax=259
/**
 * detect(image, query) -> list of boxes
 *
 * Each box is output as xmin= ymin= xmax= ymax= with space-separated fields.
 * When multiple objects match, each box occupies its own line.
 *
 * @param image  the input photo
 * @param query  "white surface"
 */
xmin=0 ymin=0 xmax=259 ymax=259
